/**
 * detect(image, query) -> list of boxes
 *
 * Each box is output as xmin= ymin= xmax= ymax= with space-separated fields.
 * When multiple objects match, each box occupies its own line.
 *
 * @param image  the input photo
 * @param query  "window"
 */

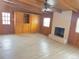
xmin=76 ymin=18 xmax=79 ymax=33
xmin=2 ymin=12 xmax=10 ymax=25
xmin=43 ymin=18 xmax=51 ymax=27
xmin=24 ymin=14 xmax=30 ymax=23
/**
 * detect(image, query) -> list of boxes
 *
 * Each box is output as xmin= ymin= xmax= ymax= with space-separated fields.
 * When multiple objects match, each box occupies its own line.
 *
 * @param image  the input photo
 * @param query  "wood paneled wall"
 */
xmin=14 ymin=12 xmax=24 ymax=34
xmin=0 ymin=1 xmax=14 ymax=34
xmin=14 ymin=11 xmax=40 ymax=34
xmin=40 ymin=12 xmax=53 ymax=36
xmin=68 ymin=12 xmax=79 ymax=47
xmin=0 ymin=0 xmax=41 ymax=34
xmin=30 ymin=14 xmax=40 ymax=33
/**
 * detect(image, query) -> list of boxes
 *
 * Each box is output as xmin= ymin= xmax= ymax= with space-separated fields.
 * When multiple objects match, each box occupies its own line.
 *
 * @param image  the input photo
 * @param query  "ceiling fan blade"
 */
xmin=47 ymin=0 xmax=56 ymax=6
xmin=3 ymin=0 xmax=16 ymax=4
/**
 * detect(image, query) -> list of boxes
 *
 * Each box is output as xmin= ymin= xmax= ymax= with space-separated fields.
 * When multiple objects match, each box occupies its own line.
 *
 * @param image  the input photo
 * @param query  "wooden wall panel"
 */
xmin=40 ymin=12 xmax=53 ymax=35
xmin=14 ymin=12 xmax=40 ymax=34
xmin=14 ymin=12 xmax=24 ymax=34
xmin=0 ymin=1 xmax=14 ymax=34
xmin=23 ymin=24 xmax=30 ymax=33
xmin=30 ymin=14 xmax=40 ymax=33
xmin=68 ymin=12 xmax=79 ymax=47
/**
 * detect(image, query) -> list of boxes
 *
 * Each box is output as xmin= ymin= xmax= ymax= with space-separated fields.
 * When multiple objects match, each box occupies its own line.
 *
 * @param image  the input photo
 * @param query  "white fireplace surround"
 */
xmin=49 ymin=11 xmax=72 ymax=44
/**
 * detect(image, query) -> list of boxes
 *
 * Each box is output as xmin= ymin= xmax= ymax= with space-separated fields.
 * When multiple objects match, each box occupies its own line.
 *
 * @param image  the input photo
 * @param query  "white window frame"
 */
xmin=76 ymin=18 xmax=79 ymax=33
xmin=43 ymin=17 xmax=51 ymax=27
xmin=2 ymin=12 xmax=10 ymax=25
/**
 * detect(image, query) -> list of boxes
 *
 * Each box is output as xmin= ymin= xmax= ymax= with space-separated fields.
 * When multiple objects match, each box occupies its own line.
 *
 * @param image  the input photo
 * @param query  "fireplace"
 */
xmin=54 ymin=27 xmax=65 ymax=37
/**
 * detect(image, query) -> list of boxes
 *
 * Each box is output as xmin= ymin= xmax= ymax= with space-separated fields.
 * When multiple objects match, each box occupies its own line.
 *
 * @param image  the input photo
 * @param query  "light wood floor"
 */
xmin=0 ymin=33 xmax=79 ymax=59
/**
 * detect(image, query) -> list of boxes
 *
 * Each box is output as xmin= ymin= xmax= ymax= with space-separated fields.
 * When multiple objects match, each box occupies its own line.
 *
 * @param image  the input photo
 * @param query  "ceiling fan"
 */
xmin=42 ymin=0 xmax=61 ymax=12
xmin=42 ymin=0 xmax=55 ymax=12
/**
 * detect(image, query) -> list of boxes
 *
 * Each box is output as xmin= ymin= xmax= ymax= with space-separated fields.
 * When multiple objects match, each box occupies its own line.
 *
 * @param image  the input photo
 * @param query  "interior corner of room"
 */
xmin=0 ymin=0 xmax=79 ymax=47
xmin=1 ymin=0 xmax=79 ymax=59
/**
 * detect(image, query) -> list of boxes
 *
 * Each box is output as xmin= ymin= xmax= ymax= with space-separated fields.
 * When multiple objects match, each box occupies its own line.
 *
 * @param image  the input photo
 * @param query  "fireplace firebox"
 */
xmin=54 ymin=27 xmax=65 ymax=38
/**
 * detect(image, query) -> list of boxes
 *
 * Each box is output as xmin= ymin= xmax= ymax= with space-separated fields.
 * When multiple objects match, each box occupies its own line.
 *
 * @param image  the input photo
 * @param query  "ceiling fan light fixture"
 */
xmin=42 ymin=0 xmax=56 ymax=12
xmin=42 ymin=8 xmax=52 ymax=12
xmin=42 ymin=0 xmax=62 ymax=12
